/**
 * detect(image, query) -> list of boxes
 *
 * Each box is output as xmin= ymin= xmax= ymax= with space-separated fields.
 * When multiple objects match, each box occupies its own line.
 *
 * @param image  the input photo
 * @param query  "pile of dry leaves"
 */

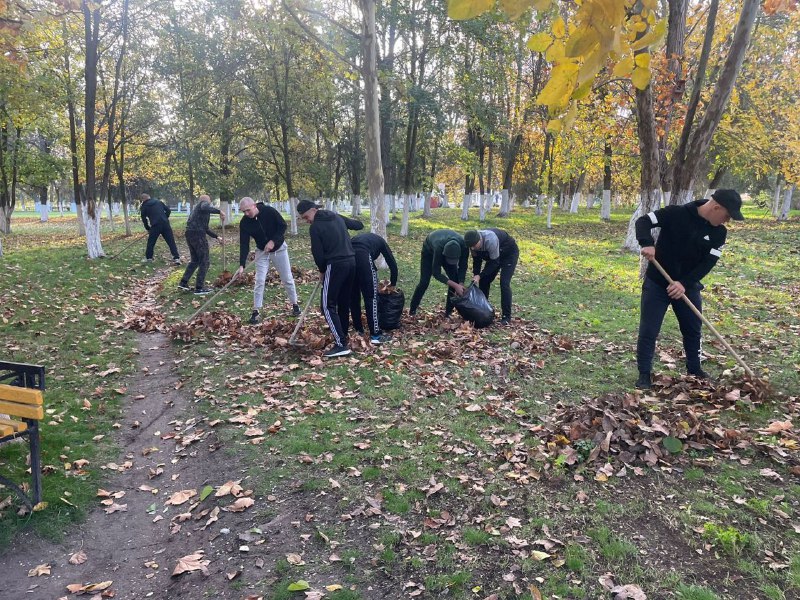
xmin=499 ymin=376 xmax=797 ymax=482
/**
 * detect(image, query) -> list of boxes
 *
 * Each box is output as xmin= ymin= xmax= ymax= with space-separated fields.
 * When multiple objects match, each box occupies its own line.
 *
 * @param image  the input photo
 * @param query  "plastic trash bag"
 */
xmin=452 ymin=285 xmax=494 ymax=328
xmin=378 ymin=289 xmax=405 ymax=330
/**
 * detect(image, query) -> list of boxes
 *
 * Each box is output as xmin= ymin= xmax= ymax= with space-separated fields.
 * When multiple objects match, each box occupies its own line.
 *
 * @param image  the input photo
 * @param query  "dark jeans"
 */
xmin=637 ymin=277 xmax=703 ymax=374
xmin=145 ymin=221 xmax=179 ymax=260
xmin=479 ymin=247 xmax=518 ymax=319
xmin=350 ymin=251 xmax=380 ymax=335
xmin=180 ymin=230 xmax=210 ymax=290
xmin=322 ymin=258 xmax=355 ymax=347
xmin=409 ymin=248 xmax=461 ymax=314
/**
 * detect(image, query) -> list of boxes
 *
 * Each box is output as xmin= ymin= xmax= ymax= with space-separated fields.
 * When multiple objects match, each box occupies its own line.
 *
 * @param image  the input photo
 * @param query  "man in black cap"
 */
xmin=297 ymin=199 xmax=363 ymax=358
xmin=350 ymin=232 xmax=399 ymax=344
xmin=139 ymin=193 xmax=181 ymax=265
xmin=463 ymin=228 xmax=519 ymax=326
xmin=634 ymin=189 xmax=744 ymax=389
xmin=409 ymin=229 xmax=468 ymax=317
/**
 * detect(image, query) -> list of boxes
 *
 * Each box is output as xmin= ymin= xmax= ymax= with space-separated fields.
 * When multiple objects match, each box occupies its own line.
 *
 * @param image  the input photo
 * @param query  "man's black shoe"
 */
xmin=292 ymin=304 xmax=302 ymax=317
xmin=248 ymin=310 xmax=260 ymax=325
xmin=194 ymin=287 xmax=213 ymax=295
xmin=178 ymin=282 xmax=191 ymax=291
xmin=323 ymin=345 xmax=352 ymax=358
xmin=688 ymin=368 xmax=710 ymax=380
xmin=498 ymin=317 xmax=511 ymax=326
xmin=635 ymin=372 xmax=652 ymax=390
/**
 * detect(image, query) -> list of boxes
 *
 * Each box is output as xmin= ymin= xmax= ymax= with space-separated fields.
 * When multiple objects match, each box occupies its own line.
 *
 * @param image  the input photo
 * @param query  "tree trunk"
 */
xmin=601 ymin=142 xmax=612 ymax=220
xmin=546 ymin=195 xmax=553 ymax=229
xmin=400 ymin=193 xmax=411 ymax=236
xmin=778 ymin=185 xmax=794 ymax=221
xmin=772 ymin=177 xmax=783 ymax=218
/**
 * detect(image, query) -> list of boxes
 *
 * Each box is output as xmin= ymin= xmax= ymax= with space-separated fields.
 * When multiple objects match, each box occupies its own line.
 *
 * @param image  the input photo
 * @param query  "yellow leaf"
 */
xmin=562 ymin=102 xmax=578 ymax=131
xmin=499 ymin=0 xmax=529 ymax=19
xmin=447 ymin=0 xmax=493 ymax=20
xmin=612 ymin=55 xmax=634 ymax=77
xmin=634 ymin=52 xmax=651 ymax=68
xmin=577 ymin=44 xmax=606 ymax=84
xmin=631 ymin=66 xmax=651 ymax=90
xmin=536 ymin=62 xmax=579 ymax=110
xmin=528 ymin=32 xmax=553 ymax=53
xmin=553 ymin=16 xmax=566 ymax=38
xmin=545 ymin=40 xmax=566 ymax=63
xmin=326 ymin=584 xmax=344 ymax=591
xmin=564 ymin=25 xmax=601 ymax=57
xmin=532 ymin=0 xmax=551 ymax=10
xmin=546 ymin=118 xmax=563 ymax=134
xmin=630 ymin=18 xmax=667 ymax=51
xmin=571 ymin=79 xmax=593 ymax=101
xmin=532 ymin=550 xmax=551 ymax=560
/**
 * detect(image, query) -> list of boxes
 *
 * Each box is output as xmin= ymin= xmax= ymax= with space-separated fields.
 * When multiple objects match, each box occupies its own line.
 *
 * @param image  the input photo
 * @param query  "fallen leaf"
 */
xmin=69 ymin=551 xmax=87 ymax=565
xmin=28 ymin=563 xmax=51 ymax=577
xmin=172 ymin=552 xmax=210 ymax=576
xmin=166 ymin=490 xmax=197 ymax=505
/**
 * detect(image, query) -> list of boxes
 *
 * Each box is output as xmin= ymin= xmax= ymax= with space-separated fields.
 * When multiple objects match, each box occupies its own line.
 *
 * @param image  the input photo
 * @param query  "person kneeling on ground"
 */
xmin=634 ymin=189 xmax=744 ymax=390
xmin=178 ymin=194 xmax=225 ymax=295
xmin=408 ymin=229 xmax=468 ymax=317
xmin=463 ymin=228 xmax=519 ymax=326
xmin=237 ymin=197 xmax=300 ymax=324
xmin=297 ymin=199 xmax=363 ymax=358
xmin=351 ymin=232 xmax=398 ymax=344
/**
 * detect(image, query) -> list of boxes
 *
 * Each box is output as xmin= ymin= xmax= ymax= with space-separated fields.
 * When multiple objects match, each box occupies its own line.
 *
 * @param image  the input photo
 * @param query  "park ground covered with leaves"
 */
xmin=1 ymin=205 xmax=799 ymax=599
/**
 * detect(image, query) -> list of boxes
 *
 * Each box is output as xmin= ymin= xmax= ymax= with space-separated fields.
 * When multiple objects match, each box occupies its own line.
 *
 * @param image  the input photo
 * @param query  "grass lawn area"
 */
xmin=1 ymin=203 xmax=799 ymax=599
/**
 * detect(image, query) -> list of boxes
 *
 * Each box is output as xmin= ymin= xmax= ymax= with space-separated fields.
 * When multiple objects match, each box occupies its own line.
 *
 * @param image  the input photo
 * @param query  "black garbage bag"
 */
xmin=377 ymin=289 xmax=405 ymax=330
xmin=452 ymin=285 xmax=494 ymax=328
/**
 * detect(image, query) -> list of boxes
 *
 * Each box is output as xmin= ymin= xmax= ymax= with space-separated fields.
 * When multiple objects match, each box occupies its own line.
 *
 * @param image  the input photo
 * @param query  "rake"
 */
xmin=288 ymin=280 xmax=321 ymax=347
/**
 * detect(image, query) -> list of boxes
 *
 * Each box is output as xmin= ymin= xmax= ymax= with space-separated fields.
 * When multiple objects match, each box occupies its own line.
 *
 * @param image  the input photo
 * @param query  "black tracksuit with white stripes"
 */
xmin=350 ymin=233 xmax=398 ymax=336
xmin=309 ymin=210 xmax=363 ymax=348
xmin=635 ymin=199 xmax=728 ymax=374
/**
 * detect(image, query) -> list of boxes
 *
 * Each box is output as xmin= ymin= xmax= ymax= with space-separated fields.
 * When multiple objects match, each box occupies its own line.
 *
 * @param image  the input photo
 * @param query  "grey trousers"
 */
xmin=253 ymin=242 xmax=298 ymax=309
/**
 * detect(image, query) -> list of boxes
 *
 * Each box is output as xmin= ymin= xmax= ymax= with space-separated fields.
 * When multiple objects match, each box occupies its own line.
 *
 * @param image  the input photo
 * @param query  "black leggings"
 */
xmin=478 ymin=248 xmax=518 ymax=319
xmin=350 ymin=251 xmax=380 ymax=335
xmin=637 ymin=277 xmax=703 ymax=374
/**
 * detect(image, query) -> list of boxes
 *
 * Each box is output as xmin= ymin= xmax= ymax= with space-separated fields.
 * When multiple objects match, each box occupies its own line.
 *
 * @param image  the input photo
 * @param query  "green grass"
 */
xmin=3 ymin=204 xmax=800 ymax=598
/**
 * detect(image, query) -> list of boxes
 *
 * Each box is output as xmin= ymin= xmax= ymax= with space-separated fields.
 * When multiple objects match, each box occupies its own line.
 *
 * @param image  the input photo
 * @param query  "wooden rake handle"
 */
xmin=289 ymin=279 xmax=321 ymax=345
xmin=649 ymin=257 xmax=755 ymax=379
xmin=186 ymin=260 xmax=256 ymax=322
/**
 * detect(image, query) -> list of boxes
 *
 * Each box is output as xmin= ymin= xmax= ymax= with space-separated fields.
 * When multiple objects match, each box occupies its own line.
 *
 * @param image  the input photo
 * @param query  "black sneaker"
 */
xmin=248 ymin=310 xmax=260 ymax=325
xmin=498 ymin=317 xmax=511 ymax=326
xmin=370 ymin=334 xmax=389 ymax=345
xmin=194 ymin=287 xmax=213 ymax=295
xmin=323 ymin=345 xmax=352 ymax=358
xmin=292 ymin=304 xmax=302 ymax=317
xmin=635 ymin=372 xmax=652 ymax=390
xmin=409 ymin=309 xmax=417 ymax=317
xmin=173 ymin=257 xmax=182 ymax=266
xmin=178 ymin=282 xmax=191 ymax=291
xmin=688 ymin=368 xmax=710 ymax=380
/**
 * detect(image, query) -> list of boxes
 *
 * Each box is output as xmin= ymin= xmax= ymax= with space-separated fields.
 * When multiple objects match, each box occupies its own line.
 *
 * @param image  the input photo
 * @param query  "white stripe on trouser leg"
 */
xmin=710 ymin=248 xmax=722 ymax=257
xmin=322 ymin=265 xmax=342 ymax=347
xmin=647 ymin=211 xmax=658 ymax=225
xmin=371 ymin=264 xmax=379 ymax=335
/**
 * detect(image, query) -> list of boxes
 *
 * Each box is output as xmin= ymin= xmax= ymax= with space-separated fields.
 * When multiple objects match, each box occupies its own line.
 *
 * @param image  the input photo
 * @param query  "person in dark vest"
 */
xmin=634 ymin=189 xmax=744 ymax=390
xmin=350 ymin=233 xmax=398 ymax=344
xmin=408 ymin=229 xmax=468 ymax=317
xmin=140 ymin=193 xmax=181 ymax=264
xmin=236 ymin=197 xmax=300 ymax=323
xmin=177 ymin=195 xmax=225 ymax=295
xmin=296 ymin=199 xmax=363 ymax=358
xmin=463 ymin=228 xmax=519 ymax=326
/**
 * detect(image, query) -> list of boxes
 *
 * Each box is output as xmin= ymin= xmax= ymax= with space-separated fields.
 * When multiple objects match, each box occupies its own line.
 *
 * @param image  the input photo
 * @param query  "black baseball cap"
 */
xmin=711 ymin=189 xmax=744 ymax=221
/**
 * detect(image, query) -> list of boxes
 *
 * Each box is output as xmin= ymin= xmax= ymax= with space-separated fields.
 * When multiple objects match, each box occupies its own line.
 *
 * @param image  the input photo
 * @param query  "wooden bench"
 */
xmin=0 ymin=361 xmax=45 ymax=510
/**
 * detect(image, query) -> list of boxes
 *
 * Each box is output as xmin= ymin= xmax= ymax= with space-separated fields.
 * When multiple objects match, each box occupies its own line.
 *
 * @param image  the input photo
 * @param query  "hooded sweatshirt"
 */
xmin=309 ymin=210 xmax=363 ymax=272
xmin=238 ymin=203 xmax=288 ymax=267
xmin=140 ymin=198 xmax=171 ymax=230
xmin=351 ymin=232 xmax=399 ymax=286
xmin=186 ymin=199 xmax=221 ymax=238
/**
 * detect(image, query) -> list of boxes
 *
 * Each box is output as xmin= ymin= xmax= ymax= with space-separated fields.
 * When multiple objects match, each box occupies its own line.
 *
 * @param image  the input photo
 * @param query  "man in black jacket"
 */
xmin=350 ymin=232 xmax=398 ymax=344
xmin=634 ymin=189 xmax=744 ymax=389
xmin=140 ymin=193 xmax=181 ymax=264
xmin=237 ymin=197 xmax=301 ymax=323
xmin=178 ymin=194 xmax=225 ymax=295
xmin=463 ymin=228 xmax=519 ymax=326
xmin=297 ymin=199 xmax=363 ymax=358
xmin=408 ymin=229 xmax=468 ymax=317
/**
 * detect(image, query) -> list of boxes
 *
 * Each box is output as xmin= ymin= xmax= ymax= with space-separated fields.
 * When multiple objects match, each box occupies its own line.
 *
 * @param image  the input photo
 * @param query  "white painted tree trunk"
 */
xmin=498 ymin=189 xmax=510 ymax=216
xmin=671 ymin=189 xmax=693 ymax=205
xmin=704 ymin=188 xmax=715 ymax=200
xmin=442 ymin=193 xmax=448 ymax=208
xmin=81 ymin=203 xmax=105 ymax=258
xmin=461 ymin=194 xmax=470 ymax=220
xmin=479 ymin=194 xmax=488 ymax=221
xmin=586 ymin=195 xmax=595 ymax=209
xmin=400 ymin=194 xmax=412 ymax=236
xmin=624 ymin=188 xmax=662 ymax=254
xmin=352 ymin=194 xmax=361 ymax=217
xmin=220 ymin=201 xmax=232 ymax=223
xmin=535 ymin=194 xmax=544 ymax=216
xmin=423 ymin=192 xmax=432 ymax=217
xmin=40 ymin=204 xmax=50 ymax=222
xmin=76 ymin=203 xmax=86 ymax=236
xmin=778 ymin=185 xmax=794 ymax=221
xmin=289 ymin=197 xmax=298 ymax=235
xmin=0 ymin=204 xmax=11 ymax=234
xmin=772 ymin=182 xmax=783 ymax=217
xmin=600 ymin=189 xmax=611 ymax=221
xmin=569 ymin=192 xmax=580 ymax=213
xmin=662 ymin=191 xmax=671 ymax=207
xmin=546 ymin=196 xmax=553 ymax=229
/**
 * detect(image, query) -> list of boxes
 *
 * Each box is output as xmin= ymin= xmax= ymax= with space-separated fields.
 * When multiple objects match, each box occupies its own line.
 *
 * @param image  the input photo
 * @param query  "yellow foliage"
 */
xmin=630 ymin=18 xmax=667 ymax=51
xmin=499 ymin=0 xmax=531 ymax=19
xmin=631 ymin=65 xmax=651 ymax=90
xmin=447 ymin=0 xmax=493 ymax=20
xmin=571 ymin=79 xmax=593 ymax=101
xmin=546 ymin=118 xmax=563 ymax=134
xmin=545 ymin=39 xmax=566 ymax=63
xmin=536 ymin=62 xmax=579 ymax=110
xmin=553 ymin=16 xmax=566 ymax=38
xmin=634 ymin=53 xmax=651 ymax=68
xmin=578 ymin=44 xmax=606 ymax=84
xmin=612 ymin=55 xmax=634 ymax=77
xmin=528 ymin=32 xmax=553 ymax=53
xmin=565 ymin=25 xmax=600 ymax=57
xmin=532 ymin=0 xmax=552 ymax=10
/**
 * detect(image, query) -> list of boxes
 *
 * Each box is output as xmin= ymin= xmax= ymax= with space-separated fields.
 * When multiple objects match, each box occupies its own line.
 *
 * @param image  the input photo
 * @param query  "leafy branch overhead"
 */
xmin=448 ymin=0 xmax=669 ymax=132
